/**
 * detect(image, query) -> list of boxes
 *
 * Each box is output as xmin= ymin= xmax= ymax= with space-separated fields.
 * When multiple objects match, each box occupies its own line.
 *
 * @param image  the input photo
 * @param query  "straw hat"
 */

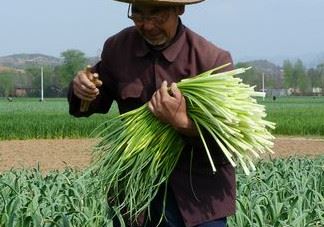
xmin=113 ymin=0 xmax=205 ymax=5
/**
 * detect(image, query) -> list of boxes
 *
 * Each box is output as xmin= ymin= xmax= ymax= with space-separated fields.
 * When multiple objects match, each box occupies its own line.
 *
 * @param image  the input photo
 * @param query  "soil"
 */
xmin=0 ymin=137 xmax=323 ymax=173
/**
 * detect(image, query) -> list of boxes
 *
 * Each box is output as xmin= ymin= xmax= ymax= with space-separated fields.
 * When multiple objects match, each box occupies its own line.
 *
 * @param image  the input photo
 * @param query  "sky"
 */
xmin=1 ymin=0 xmax=324 ymax=64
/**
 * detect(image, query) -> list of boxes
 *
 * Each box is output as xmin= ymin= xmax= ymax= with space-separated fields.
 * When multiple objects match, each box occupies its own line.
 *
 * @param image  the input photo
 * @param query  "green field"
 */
xmin=0 ymin=98 xmax=118 ymax=140
xmin=1 ymin=96 xmax=324 ymax=140
xmin=1 ymin=158 xmax=323 ymax=226
xmin=1 ymin=96 xmax=323 ymax=226
xmin=263 ymin=96 xmax=324 ymax=136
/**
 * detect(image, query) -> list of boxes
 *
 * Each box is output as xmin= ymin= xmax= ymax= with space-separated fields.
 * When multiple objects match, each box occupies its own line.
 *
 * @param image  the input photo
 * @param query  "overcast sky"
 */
xmin=1 ymin=0 xmax=324 ymax=63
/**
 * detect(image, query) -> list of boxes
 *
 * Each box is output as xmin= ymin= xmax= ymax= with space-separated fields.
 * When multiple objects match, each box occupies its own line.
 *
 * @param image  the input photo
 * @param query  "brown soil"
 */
xmin=0 ymin=139 xmax=97 ymax=173
xmin=0 ymin=137 xmax=323 ymax=173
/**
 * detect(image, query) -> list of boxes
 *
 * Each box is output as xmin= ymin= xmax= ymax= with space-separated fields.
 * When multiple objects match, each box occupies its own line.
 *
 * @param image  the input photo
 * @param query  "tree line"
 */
xmin=0 ymin=49 xmax=88 ymax=98
xmin=282 ymin=60 xmax=324 ymax=95
xmin=0 ymin=49 xmax=324 ymax=98
xmin=236 ymin=60 xmax=324 ymax=96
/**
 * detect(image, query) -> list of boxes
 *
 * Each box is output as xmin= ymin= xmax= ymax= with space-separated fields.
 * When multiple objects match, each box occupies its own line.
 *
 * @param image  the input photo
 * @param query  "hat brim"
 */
xmin=113 ymin=0 xmax=205 ymax=5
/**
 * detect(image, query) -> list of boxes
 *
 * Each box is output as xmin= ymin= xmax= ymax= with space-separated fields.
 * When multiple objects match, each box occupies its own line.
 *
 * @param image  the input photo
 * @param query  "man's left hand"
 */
xmin=148 ymin=81 xmax=197 ymax=136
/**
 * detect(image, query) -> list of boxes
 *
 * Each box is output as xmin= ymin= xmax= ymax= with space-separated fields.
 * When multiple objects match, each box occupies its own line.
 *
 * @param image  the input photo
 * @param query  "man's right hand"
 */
xmin=72 ymin=70 xmax=102 ymax=101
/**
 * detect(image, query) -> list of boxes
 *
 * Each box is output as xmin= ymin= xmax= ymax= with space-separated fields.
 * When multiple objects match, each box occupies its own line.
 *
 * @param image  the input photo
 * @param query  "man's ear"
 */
xmin=176 ymin=5 xmax=185 ymax=16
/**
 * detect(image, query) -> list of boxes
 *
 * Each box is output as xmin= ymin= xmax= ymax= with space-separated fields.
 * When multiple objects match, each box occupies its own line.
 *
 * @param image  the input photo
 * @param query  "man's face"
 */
xmin=129 ymin=4 xmax=183 ymax=47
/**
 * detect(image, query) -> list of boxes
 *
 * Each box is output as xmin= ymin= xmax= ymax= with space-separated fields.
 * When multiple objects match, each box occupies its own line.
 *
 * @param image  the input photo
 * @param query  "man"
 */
xmin=68 ymin=0 xmax=236 ymax=226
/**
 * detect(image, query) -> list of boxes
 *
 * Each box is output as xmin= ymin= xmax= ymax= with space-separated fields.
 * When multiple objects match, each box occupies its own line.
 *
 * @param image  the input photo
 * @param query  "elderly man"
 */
xmin=68 ymin=0 xmax=236 ymax=226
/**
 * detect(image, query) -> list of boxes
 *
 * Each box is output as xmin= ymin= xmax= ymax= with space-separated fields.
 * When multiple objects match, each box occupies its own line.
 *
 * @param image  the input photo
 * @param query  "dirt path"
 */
xmin=0 ymin=137 xmax=323 ymax=172
xmin=0 ymin=139 xmax=97 ymax=172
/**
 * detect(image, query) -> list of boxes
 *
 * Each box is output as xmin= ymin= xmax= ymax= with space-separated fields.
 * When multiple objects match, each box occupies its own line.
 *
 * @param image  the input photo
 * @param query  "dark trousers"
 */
xmin=145 ymin=185 xmax=227 ymax=227
xmin=144 ymin=186 xmax=185 ymax=227
xmin=113 ymin=186 xmax=227 ymax=227
xmin=196 ymin=218 xmax=227 ymax=227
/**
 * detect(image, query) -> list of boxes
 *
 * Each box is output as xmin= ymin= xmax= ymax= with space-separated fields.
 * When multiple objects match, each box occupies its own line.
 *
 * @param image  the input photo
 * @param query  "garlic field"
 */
xmin=1 ymin=158 xmax=323 ymax=226
xmin=0 ymin=97 xmax=323 ymax=226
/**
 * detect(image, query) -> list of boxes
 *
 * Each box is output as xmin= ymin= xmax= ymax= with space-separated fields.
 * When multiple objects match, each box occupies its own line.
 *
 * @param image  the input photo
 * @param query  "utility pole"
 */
xmin=40 ymin=66 xmax=44 ymax=101
xmin=262 ymin=73 xmax=265 ymax=101
xmin=26 ymin=57 xmax=44 ymax=102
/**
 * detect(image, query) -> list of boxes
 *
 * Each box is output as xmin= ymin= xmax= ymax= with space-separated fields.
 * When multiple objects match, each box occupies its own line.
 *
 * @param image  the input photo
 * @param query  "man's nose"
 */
xmin=141 ymin=19 xmax=156 ymax=31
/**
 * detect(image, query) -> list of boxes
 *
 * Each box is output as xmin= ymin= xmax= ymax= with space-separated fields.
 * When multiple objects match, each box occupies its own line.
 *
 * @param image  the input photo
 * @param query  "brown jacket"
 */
xmin=68 ymin=21 xmax=236 ymax=227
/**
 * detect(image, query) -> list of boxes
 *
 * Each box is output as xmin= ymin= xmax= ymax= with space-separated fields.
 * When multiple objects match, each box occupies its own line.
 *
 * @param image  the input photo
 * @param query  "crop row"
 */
xmin=0 ymin=98 xmax=117 ymax=140
xmin=1 ymin=96 xmax=324 ymax=139
xmin=264 ymin=96 xmax=324 ymax=136
xmin=0 ymin=157 xmax=323 ymax=226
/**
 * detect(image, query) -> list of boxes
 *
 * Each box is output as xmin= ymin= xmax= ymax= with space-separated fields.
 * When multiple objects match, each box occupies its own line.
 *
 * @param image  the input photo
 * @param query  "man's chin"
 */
xmin=144 ymin=37 xmax=167 ymax=47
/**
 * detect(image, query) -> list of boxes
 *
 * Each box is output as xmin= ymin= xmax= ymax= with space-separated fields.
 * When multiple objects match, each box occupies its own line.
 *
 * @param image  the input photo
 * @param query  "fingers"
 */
xmin=152 ymin=81 xmax=167 ymax=111
xmin=148 ymin=90 xmax=161 ymax=116
xmin=148 ymin=81 xmax=183 ymax=122
xmin=73 ymin=70 xmax=100 ymax=101
xmin=79 ymin=70 xmax=97 ymax=89
xmin=160 ymin=81 xmax=182 ymax=101
xmin=160 ymin=80 xmax=169 ymax=98
xmin=149 ymin=81 xmax=180 ymax=110
xmin=148 ymin=82 xmax=165 ymax=117
xmin=93 ymin=73 xmax=103 ymax=87
xmin=170 ymin=82 xmax=181 ymax=99
xmin=148 ymin=100 xmax=155 ymax=115
xmin=152 ymin=91 xmax=158 ymax=107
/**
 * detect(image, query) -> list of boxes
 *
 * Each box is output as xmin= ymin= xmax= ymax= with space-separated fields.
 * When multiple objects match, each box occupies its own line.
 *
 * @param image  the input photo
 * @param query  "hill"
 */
xmin=0 ymin=54 xmax=61 ymax=69
xmin=237 ymin=51 xmax=324 ymax=69
xmin=237 ymin=59 xmax=284 ymax=88
xmin=243 ymin=59 xmax=282 ymax=74
xmin=0 ymin=54 xmax=99 ymax=69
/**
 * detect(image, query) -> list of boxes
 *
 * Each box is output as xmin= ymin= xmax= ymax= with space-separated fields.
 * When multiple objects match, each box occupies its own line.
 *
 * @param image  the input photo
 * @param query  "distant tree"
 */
xmin=283 ymin=59 xmax=310 ymax=94
xmin=0 ymin=73 xmax=15 ymax=97
xmin=25 ymin=66 xmax=55 ymax=97
xmin=58 ymin=49 xmax=87 ymax=89
xmin=294 ymin=59 xmax=309 ymax=94
xmin=317 ymin=63 xmax=324 ymax=92
xmin=48 ymin=65 xmax=65 ymax=96
xmin=283 ymin=60 xmax=294 ymax=89
xmin=307 ymin=68 xmax=320 ymax=88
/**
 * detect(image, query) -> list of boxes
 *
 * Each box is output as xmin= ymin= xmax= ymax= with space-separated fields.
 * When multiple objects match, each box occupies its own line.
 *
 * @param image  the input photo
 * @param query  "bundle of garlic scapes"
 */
xmin=86 ymin=64 xmax=275 ymax=221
